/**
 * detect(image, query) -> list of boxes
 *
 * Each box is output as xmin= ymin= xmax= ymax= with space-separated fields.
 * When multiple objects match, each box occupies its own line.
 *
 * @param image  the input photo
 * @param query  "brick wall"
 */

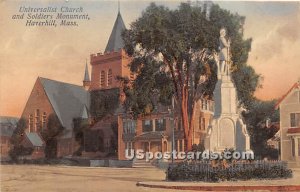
xmin=90 ymin=50 xmax=131 ymax=91
xmin=21 ymin=77 xmax=55 ymax=133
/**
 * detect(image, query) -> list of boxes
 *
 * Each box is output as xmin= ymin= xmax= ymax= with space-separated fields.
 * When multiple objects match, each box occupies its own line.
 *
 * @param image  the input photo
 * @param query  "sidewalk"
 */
xmin=137 ymin=168 xmax=300 ymax=191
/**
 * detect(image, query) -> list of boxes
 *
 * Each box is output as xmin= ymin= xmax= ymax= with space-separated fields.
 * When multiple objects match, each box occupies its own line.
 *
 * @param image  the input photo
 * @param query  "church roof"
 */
xmin=104 ymin=12 xmax=126 ymax=53
xmin=83 ymin=61 xmax=90 ymax=82
xmin=25 ymin=132 xmax=44 ymax=147
xmin=39 ymin=77 xmax=90 ymax=138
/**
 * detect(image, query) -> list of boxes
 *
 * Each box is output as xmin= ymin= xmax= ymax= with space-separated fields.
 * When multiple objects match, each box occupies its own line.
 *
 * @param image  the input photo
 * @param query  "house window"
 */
xmin=107 ymin=69 xmax=112 ymax=86
xmin=198 ymin=116 xmax=202 ymax=130
xmin=290 ymin=113 xmax=300 ymax=127
xmin=175 ymin=118 xmax=181 ymax=131
xmin=42 ymin=112 xmax=47 ymax=129
xmin=292 ymin=138 xmax=295 ymax=157
xmin=35 ymin=109 xmax=40 ymax=132
xmin=298 ymin=138 xmax=300 ymax=156
xmin=130 ymin=121 xmax=136 ymax=133
xmin=29 ymin=114 xmax=33 ymax=132
xmin=100 ymin=70 xmax=105 ymax=87
xmin=155 ymin=119 xmax=166 ymax=131
xmin=201 ymin=99 xmax=208 ymax=110
xmin=123 ymin=121 xmax=128 ymax=133
xmin=199 ymin=117 xmax=205 ymax=130
xmin=123 ymin=120 xmax=137 ymax=134
xmin=201 ymin=99 xmax=204 ymax=110
xmin=142 ymin=120 xmax=152 ymax=132
xmin=179 ymin=139 xmax=183 ymax=152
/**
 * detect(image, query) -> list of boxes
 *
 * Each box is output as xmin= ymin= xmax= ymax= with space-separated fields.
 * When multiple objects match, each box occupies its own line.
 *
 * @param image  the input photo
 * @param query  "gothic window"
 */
xmin=100 ymin=70 xmax=105 ymax=87
xmin=42 ymin=112 xmax=47 ymax=129
xmin=29 ymin=114 xmax=33 ymax=132
xmin=35 ymin=109 xmax=40 ymax=132
xmin=290 ymin=113 xmax=300 ymax=127
xmin=107 ymin=69 xmax=112 ymax=86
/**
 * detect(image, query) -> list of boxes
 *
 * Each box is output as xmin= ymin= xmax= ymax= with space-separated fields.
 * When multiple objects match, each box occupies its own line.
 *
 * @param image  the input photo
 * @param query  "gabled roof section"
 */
xmin=0 ymin=116 xmax=18 ymax=137
xmin=275 ymin=81 xmax=300 ymax=109
xmin=25 ymin=132 xmax=44 ymax=147
xmin=39 ymin=77 xmax=90 ymax=138
xmin=104 ymin=12 xmax=126 ymax=53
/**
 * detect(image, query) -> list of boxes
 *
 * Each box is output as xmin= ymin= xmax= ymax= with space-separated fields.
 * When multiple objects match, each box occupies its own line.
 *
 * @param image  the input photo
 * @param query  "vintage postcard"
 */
xmin=0 ymin=0 xmax=300 ymax=191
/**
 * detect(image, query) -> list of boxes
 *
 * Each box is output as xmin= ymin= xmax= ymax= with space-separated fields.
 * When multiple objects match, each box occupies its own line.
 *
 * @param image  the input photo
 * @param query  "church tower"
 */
xmin=83 ymin=60 xmax=91 ymax=90
xmin=89 ymin=7 xmax=132 ymax=91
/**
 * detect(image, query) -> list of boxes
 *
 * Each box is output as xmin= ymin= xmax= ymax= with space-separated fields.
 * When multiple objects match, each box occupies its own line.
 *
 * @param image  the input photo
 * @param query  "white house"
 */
xmin=276 ymin=81 xmax=300 ymax=167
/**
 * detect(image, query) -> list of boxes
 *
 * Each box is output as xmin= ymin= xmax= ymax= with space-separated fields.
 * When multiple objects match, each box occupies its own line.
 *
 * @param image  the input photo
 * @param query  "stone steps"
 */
xmin=132 ymin=159 xmax=155 ymax=168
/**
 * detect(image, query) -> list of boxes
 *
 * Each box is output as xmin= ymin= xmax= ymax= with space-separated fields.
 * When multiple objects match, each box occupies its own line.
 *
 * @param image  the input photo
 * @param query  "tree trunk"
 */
xmin=180 ymin=85 xmax=193 ymax=151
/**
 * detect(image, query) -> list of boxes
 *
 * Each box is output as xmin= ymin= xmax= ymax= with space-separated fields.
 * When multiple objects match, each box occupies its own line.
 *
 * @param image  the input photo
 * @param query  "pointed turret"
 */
xmin=104 ymin=8 xmax=126 ymax=53
xmin=83 ymin=60 xmax=91 ymax=90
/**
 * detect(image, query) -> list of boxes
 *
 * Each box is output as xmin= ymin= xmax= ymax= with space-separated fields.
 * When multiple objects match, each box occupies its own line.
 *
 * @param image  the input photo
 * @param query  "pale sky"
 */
xmin=0 ymin=0 xmax=300 ymax=117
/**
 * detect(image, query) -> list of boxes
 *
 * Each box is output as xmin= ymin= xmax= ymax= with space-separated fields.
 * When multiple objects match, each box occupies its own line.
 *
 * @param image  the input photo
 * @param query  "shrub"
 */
xmin=166 ymin=160 xmax=292 ymax=182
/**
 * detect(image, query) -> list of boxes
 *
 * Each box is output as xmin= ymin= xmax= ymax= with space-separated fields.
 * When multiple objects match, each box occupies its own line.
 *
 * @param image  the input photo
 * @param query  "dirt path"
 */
xmin=1 ymin=165 xmax=195 ymax=192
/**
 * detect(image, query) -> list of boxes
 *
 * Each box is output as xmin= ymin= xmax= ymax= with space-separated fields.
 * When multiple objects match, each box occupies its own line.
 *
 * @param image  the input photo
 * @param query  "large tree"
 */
xmin=41 ymin=114 xmax=64 ymax=158
xmin=244 ymin=99 xmax=280 ymax=159
xmin=122 ymin=3 xmax=260 ymax=150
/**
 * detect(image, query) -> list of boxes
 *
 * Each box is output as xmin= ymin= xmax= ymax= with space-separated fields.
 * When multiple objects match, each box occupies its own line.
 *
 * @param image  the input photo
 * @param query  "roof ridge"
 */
xmin=39 ymin=77 xmax=84 ymax=88
xmin=275 ymin=81 xmax=300 ymax=109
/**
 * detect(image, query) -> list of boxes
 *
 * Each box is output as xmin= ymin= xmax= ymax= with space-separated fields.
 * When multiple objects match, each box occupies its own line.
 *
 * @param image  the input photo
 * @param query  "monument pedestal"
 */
xmin=205 ymin=75 xmax=250 ymax=152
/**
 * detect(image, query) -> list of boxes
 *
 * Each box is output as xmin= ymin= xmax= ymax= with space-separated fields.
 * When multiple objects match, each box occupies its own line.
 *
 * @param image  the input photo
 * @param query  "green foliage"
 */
xmin=243 ymin=99 xmax=279 ymax=159
xmin=191 ymin=143 xmax=205 ymax=153
xmin=9 ymin=146 xmax=34 ymax=162
xmin=41 ymin=113 xmax=64 ymax=159
xmin=167 ymin=161 xmax=292 ymax=182
xmin=9 ymin=118 xmax=33 ymax=162
xmin=84 ymin=129 xmax=104 ymax=152
xmin=109 ymin=121 xmax=118 ymax=154
xmin=90 ymin=88 xmax=120 ymax=120
xmin=72 ymin=117 xmax=89 ymax=156
xmin=122 ymin=2 xmax=260 ymax=116
xmin=10 ymin=118 xmax=26 ymax=146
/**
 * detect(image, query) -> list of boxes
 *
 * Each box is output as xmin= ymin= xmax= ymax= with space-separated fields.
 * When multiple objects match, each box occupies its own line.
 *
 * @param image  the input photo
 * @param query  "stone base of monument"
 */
xmin=205 ymin=75 xmax=250 ymax=152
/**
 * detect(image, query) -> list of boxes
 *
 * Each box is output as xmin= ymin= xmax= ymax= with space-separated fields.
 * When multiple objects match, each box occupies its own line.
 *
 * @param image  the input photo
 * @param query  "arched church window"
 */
xmin=100 ymin=70 xmax=105 ymax=87
xmin=29 ymin=114 xmax=33 ymax=132
xmin=42 ymin=112 xmax=47 ymax=129
xmin=35 ymin=109 xmax=40 ymax=132
xmin=107 ymin=69 xmax=112 ymax=86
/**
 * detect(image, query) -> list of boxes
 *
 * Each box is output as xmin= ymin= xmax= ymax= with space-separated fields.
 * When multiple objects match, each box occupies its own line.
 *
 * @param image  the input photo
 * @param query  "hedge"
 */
xmin=166 ymin=160 xmax=292 ymax=182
